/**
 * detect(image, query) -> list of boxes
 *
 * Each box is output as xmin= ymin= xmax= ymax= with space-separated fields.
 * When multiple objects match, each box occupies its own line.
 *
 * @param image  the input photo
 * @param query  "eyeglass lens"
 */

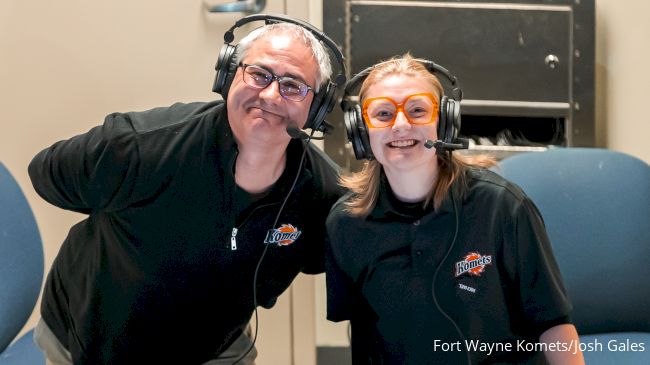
xmin=364 ymin=94 xmax=438 ymax=128
xmin=242 ymin=64 xmax=311 ymax=101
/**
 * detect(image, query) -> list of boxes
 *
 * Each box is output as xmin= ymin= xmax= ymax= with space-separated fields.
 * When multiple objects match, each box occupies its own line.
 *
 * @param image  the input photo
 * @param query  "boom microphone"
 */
xmin=286 ymin=124 xmax=324 ymax=140
xmin=424 ymin=138 xmax=469 ymax=151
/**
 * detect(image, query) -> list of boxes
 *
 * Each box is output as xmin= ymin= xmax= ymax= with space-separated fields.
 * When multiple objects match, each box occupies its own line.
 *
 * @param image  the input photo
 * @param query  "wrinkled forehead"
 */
xmin=250 ymin=28 xmax=315 ymax=59
xmin=243 ymin=36 xmax=318 ymax=86
xmin=251 ymin=31 xmax=318 ymax=64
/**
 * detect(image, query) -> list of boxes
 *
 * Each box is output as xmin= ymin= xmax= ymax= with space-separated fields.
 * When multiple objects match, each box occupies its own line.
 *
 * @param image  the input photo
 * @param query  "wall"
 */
xmin=595 ymin=0 xmax=650 ymax=162
xmin=1 ymin=1 xmax=321 ymax=364
xmin=1 ymin=0 xmax=649 ymax=360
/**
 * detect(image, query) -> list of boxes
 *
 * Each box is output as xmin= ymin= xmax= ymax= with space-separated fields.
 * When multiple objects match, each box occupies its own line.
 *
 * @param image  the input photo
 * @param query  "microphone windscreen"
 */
xmin=286 ymin=124 xmax=308 ymax=140
xmin=286 ymin=123 xmax=325 ymax=140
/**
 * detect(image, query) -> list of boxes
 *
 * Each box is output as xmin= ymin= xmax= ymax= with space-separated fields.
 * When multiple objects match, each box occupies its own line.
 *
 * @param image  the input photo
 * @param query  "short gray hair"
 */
xmin=236 ymin=23 xmax=333 ymax=90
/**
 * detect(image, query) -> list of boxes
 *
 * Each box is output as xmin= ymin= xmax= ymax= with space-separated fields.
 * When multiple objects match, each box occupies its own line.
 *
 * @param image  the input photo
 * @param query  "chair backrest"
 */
xmin=0 ymin=162 xmax=44 ymax=352
xmin=496 ymin=148 xmax=650 ymax=335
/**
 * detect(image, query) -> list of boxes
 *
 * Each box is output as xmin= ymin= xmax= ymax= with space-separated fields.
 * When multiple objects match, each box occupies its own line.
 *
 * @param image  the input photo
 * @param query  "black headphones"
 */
xmin=212 ymin=14 xmax=347 ymax=133
xmin=341 ymin=58 xmax=465 ymax=160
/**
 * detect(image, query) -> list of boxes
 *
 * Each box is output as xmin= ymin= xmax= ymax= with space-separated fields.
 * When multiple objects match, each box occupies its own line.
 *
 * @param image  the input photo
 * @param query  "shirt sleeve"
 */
xmin=300 ymin=148 xmax=346 ymax=275
xmin=511 ymin=196 xmax=573 ymax=332
xmin=28 ymin=112 xmax=139 ymax=214
xmin=325 ymin=231 xmax=357 ymax=322
xmin=301 ymin=233 xmax=326 ymax=275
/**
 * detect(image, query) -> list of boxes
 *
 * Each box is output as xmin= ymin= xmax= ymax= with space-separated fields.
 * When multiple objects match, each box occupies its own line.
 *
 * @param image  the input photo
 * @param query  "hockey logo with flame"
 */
xmin=455 ymin=252 xmax=493 ymax=277
xmin=264 ymin=224 xmax=302 ymax=246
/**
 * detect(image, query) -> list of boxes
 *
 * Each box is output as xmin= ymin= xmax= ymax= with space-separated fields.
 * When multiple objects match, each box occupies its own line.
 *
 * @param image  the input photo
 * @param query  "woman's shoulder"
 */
xmin=328 ymin=191 xmax=357 ymax=218
xmin=465 ymin=167 xmax=530 ymax=206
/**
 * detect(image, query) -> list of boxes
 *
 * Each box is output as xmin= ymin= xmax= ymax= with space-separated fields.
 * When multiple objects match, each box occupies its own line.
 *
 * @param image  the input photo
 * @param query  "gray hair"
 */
xmin=235 ymin=23 xmax=333 ymax=90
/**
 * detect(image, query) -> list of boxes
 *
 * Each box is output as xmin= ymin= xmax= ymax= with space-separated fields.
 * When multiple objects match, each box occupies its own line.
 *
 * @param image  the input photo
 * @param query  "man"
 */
xmin=29 ymin=17 xmax=344 ymax=365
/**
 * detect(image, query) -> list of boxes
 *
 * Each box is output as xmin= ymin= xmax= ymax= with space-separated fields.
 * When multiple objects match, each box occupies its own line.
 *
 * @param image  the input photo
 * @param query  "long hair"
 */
xmin=340 ymin=54 xmax=495 ymax=216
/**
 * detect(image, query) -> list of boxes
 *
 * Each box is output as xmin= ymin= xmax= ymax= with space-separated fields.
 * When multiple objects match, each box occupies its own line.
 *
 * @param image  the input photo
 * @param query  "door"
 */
xmin=347 ymin=3 xmax=572 ymax=102
xmin=0 ymin=1 xmax=320 ymax=364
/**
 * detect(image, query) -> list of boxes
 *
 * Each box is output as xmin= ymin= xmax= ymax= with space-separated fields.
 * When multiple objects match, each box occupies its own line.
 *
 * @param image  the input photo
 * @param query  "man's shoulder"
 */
xmin=117 ymin=100 xmax=225 ymax=134
xmin=304 ymin=143 xmax=340 ymax=173
xmin=106 ymin=100 xmax=227 ymax=180
xmin=301 ymin=142 xmax=344 ymax=195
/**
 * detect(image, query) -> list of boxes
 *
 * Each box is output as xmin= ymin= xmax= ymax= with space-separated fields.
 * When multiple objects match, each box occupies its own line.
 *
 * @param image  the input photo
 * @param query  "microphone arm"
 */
xmin=286 ymin=124 xmax=325 ymax=140
xmin=424 ymin=138 xmax=469 ymax=151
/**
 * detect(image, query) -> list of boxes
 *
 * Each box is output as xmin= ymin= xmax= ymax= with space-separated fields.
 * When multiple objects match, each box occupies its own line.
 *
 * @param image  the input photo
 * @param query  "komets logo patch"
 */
xmin=455 ymin=252 xmax=492 ymax=277
xmin=264 ymin=224 xmax=302 ymax=246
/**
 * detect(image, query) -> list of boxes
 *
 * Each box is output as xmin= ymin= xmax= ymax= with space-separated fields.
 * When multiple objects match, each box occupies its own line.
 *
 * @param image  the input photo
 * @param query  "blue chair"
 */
xmin=0 ymin=162 xmax=45 ymax=364
xmin=497 ymin=148 xmax=650 ymax=364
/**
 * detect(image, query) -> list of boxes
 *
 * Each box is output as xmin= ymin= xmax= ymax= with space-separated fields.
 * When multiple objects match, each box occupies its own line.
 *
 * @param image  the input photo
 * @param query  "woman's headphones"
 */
xmin=340 ymin=59 xmax=464 ymax=160
xmin=212 ymin=14 xmax=347 ymax=133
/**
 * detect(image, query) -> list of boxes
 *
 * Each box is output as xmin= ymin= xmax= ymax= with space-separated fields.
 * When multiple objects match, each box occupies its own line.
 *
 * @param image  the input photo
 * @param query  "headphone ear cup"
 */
xmin=306 ymin=83 xmax=330 ymax=131
xmin=438 ymin=96 xmax=450 ymax=144
xmin=344 ymin=103 xmax=372 ymax=160
xmin=213 ymin=44 xmax=239 ymax=99
xmin=447 ymin=98 xmax=461 ymax=142
xmin=357 ymin=112 xmax=373 ymax=160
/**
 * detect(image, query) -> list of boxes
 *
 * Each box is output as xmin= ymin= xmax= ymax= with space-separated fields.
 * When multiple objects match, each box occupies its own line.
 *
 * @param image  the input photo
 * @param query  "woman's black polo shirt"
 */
xmin=326 ymin=168 xmax=572 ymax=364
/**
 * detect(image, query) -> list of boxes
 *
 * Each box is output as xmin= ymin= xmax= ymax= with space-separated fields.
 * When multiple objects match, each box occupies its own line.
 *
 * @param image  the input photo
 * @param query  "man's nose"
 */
xmin=259 ymin=79 xmax=283 ymax=102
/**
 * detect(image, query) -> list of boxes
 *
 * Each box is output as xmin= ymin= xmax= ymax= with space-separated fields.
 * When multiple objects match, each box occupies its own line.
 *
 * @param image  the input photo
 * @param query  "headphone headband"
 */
xmin=224 ymin=13 xmax=347 ymax=87
xmin=343 ymin=58 xmax=461 ymax=102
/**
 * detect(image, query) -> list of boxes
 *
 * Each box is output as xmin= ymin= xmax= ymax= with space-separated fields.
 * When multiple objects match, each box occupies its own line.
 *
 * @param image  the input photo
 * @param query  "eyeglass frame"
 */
xmin=361 ymin=92 xmax=440 ymax=129
xmin=239 ymin=63 xmax=315 ymax=102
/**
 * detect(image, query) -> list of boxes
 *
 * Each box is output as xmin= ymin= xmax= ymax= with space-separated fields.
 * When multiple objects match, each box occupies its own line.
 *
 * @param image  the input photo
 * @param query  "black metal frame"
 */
xmin=323 ymin=0 xmax=594 ymax=170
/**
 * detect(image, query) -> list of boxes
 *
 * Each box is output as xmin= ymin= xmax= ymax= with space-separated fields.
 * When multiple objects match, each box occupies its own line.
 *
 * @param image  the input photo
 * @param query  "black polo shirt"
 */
xmin=29 ymin=101 xmax=344 ymax=364
xmin=326 ymin=168 xmax=572 ymax=364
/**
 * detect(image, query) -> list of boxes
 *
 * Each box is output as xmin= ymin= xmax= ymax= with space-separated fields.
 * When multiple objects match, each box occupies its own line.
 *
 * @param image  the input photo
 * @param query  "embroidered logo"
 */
xmin=458 ymin=283 xmax=477 ymax=293
xmin=455 ymin=252 xmax=492 ymax=277
xmin=264 ymin=224 xmax=302 ymax=246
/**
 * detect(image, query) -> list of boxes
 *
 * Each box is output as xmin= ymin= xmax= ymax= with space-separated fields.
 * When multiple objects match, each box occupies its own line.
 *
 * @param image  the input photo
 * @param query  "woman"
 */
xmin=326 ymin=55 xmax=584 ymax=364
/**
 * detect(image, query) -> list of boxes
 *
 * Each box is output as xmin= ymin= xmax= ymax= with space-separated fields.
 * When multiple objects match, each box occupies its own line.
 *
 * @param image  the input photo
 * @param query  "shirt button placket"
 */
xmin=412 ymin=220 xmax=424 ymax=273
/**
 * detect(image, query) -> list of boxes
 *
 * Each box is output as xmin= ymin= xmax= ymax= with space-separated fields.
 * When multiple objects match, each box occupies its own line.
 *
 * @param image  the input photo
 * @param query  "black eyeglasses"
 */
xmin=239 ymin=63 xmax=314 ymax=102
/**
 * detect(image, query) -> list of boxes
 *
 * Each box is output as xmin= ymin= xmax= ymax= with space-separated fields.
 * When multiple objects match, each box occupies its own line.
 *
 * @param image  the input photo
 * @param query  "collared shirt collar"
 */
xmin=368 ymin=169 xmax=456 ymax=221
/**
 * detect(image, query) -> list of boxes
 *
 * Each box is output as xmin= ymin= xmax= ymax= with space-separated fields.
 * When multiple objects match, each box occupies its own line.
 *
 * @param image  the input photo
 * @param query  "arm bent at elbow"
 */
xmin=28 ymin=114 xmax=139 ymax=213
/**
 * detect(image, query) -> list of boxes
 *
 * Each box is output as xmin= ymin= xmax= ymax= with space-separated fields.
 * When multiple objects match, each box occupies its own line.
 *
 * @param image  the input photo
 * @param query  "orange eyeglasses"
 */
xmin=362 ymin=93 xmax=439 ymax=128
